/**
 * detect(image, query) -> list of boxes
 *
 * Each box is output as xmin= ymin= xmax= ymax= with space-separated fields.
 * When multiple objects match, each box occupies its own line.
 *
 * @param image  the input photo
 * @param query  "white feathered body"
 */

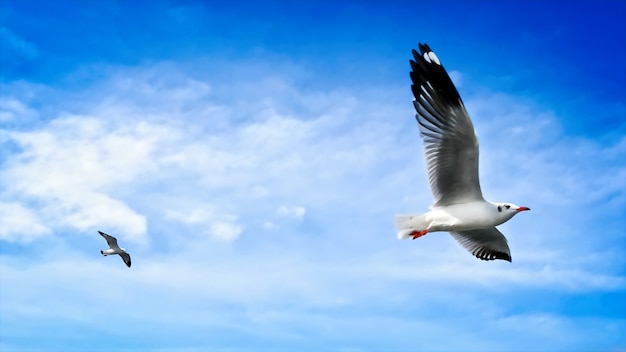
xmin=395 ymin=201 xmax=515 ymax=239
xmin=101 ymin=247 xmax=126 ymax=255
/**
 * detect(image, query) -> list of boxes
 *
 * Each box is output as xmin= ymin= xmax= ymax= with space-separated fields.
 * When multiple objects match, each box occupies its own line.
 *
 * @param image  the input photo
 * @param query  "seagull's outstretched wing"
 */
xmin=119 ymin=252 xmax=132 ymax=268
xmin=98 ymin=231 xmax=119 ymax=249
xmin=449 ymin=228 xmax=511 ymax=262
xmin=410 ymin=43 xmax=483 ymax=206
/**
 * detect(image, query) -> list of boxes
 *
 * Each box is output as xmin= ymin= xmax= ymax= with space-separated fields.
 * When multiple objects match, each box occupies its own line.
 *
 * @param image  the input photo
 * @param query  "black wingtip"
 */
xmin=409 ymin=42 xmax=463 ymax=108
xmin=476 ymin=252 xmax=511 ymax=262
xmin=500 ymin=254 xmax=512 ymax=262
xmin=473 ymin=247 xmax=512 ymax=262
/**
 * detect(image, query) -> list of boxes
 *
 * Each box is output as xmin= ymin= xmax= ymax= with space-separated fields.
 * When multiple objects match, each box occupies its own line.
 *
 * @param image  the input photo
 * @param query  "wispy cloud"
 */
xmin=277 ymin=205 xmax=306 ymax=219
xmin=0 ymin=202 xmax=49 ymax=242
xmin=0 ymin=27 xmax=39 ymax=61
xmin=0 ymin=97 xmax=38 ymax=122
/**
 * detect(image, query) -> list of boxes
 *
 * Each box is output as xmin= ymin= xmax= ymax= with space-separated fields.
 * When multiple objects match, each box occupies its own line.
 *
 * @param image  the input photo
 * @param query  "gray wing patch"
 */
xmin=449 ymin=228 xmax=511 ymax=262
xmin=99 ymin=231 xmax=118 ymax=249
xmin=409 ymin=44 xmax=484 ymax=206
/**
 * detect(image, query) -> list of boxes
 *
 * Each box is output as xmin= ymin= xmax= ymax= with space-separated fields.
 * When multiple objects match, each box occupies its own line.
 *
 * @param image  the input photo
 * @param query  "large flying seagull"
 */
xmin=395 ymin=43 xmax=530 ymax=262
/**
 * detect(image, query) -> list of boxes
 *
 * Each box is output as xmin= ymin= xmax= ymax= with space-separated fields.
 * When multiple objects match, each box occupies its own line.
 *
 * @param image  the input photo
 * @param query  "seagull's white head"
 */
xmin=495 ymin=203 xmax=530 ymax=221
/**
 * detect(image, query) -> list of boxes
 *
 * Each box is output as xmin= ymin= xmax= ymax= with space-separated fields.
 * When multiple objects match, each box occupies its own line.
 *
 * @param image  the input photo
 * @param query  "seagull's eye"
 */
xmin=505 ymin=205 xmax=510 ymax=209
xmin=497 ymin=206 xmax=502 ymax=212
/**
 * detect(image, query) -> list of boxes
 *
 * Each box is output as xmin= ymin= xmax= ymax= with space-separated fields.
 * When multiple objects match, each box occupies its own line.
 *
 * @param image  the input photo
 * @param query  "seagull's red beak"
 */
xmin=517 ymin=206 xmax=530 ymax=212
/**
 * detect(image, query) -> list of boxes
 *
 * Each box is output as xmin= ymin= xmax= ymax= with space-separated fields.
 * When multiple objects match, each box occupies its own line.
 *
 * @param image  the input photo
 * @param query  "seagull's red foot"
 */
xmin=411 ymin=230 xmax=428 ymax=240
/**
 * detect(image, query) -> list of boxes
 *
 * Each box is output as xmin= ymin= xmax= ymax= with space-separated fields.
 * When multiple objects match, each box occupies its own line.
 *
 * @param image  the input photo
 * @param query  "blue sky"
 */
xmin=1 ymin=0 xmax=625 ymax=351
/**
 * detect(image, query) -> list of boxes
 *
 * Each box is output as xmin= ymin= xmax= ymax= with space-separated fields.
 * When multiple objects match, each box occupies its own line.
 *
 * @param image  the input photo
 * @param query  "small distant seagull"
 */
xmin=395 ymin=43 xmax=530 ymax=262
xmin=98 ymin=231 xmax=131 ymax=268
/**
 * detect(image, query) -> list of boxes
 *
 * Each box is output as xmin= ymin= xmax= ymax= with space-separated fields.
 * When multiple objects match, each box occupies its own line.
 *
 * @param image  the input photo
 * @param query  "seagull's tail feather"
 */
xmin=395 ymin=213 xmax=428 ymax=240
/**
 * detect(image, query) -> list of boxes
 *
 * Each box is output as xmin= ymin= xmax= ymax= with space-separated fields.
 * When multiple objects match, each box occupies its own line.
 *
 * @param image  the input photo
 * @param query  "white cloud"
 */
xmin=263 ymin=221 xmax=277 ymax=229
xmin=166 ymin=207 xmax=243 ymax=241
xmin=210 ymin=221 xmax=243 ymax=241
xmin=1 ymin=241 xmax=623 ymax=350
xmin=0 ymin=97 xmax=38 ymax=122
xmin=0 ymin=202 xmax=49 ymax=241
xmin=277 ymin=205 xmax=306 ymax=219
xmin=165 ymin=208 xmax=214 ymax=225
xmin=0 ymin=116 xmax=171 ymax=242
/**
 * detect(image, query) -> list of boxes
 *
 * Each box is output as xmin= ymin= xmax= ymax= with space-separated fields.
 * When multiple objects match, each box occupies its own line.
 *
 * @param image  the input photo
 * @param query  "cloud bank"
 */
xmin=1 ymin=56 xmax=624 ymax=350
